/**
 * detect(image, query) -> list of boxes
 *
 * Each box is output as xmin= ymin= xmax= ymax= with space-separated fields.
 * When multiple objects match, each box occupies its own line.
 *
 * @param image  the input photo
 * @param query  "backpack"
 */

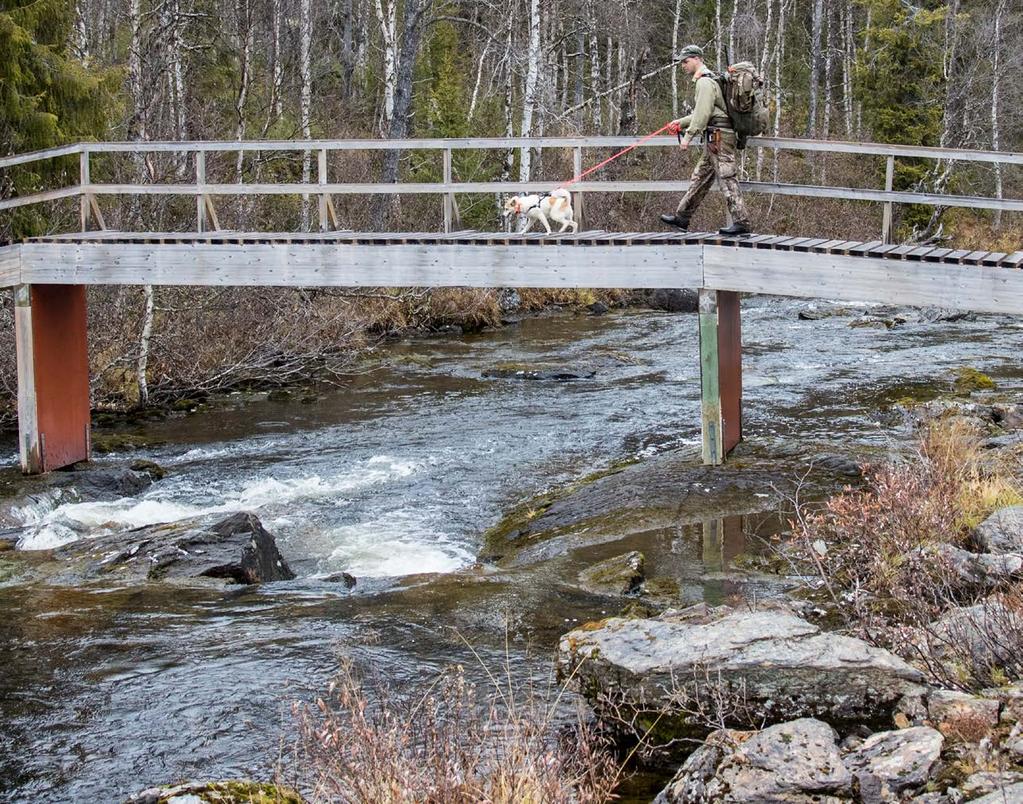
xmin=716 ymin=62 xmax=769 ymax=149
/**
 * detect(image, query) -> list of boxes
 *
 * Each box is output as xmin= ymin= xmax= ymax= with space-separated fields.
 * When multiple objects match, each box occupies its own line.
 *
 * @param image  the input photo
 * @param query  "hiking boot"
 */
xmin=660 ymin=213 xmax=690 ymax=231
xmin=718 ymin=222 xmax=751 ymax=236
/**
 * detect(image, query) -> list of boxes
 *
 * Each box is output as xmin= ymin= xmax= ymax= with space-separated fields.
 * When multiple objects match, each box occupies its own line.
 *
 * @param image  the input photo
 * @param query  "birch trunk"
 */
xmin=727 ymin=0 xmax=738 ymax=64
xmin=671 ymin=0 xmax=682 ymax=117
xmin=374 ymin=0 xmax=397 ymax=130
xmin=136 ymin=285 xmax=155 ymax=408
xmin=300 ymin=0 xmax=313 ymax=230
xmin=807 ymin=0 xmax=823 ymax=137
xmin=771 ymin=0 xmax=786 ymax=184
xmin=820 ymin=3 xmax=834 ymax=179
xmin=842 ymin=0 xmax=854 ymax=137
xmin=590 ymin=26 xmax=602 ymax=129
xmin=715 ymin=0 xmax=722 ymax=69
xmin=271 ymin=0 xmax=284 ymax=121
xmin=756 ymin=0 xmax=775 ymax=181
xmin=234 ymin=0 xmax=253 ymax=181
xmin=500 ymin=25 xmax=515 ymax=227
xmin=518 ymin=0 xmax=541 ymax=183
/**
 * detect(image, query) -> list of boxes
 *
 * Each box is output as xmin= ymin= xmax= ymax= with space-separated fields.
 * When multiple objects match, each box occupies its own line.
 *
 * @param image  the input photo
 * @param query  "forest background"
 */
xmin=0 ymin=0 xmax=1020 ymax=421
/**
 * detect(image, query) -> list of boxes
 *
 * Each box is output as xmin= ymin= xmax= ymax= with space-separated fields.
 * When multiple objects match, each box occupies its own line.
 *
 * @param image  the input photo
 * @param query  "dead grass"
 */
xmin=291 ymin=659 xmax=621 ymax=804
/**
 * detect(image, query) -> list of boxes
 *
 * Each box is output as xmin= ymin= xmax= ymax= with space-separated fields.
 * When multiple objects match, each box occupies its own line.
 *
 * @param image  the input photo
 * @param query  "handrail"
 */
xmin=1 ymin=136 xmax=1019 ymax=237
xmin=3 ymin=135 xmax=1023 ymax=167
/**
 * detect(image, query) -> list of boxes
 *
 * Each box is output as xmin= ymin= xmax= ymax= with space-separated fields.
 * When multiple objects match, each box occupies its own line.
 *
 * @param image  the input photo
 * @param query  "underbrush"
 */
xmin=789 ymin=416 xmax=1023 ymax=690
xmin=291 ymin=659 xmax=621 ymax=803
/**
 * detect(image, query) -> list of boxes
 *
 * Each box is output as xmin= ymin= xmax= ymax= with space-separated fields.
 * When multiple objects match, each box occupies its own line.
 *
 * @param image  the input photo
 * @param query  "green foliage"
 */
xmin=1 ymin=0 xmax=114 ymax=237
xmin=855 ymin=0 xmax=947 ymax=233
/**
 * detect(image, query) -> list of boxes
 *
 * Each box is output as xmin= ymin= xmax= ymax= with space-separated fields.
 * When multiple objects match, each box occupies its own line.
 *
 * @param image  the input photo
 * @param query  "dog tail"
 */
xmin=550 ymin=188 xmax=571 ymax=201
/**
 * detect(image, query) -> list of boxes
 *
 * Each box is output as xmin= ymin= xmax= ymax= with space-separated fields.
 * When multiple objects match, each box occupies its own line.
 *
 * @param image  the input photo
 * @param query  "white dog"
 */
xmin=503 ymin=188 xmax=579 ymax=234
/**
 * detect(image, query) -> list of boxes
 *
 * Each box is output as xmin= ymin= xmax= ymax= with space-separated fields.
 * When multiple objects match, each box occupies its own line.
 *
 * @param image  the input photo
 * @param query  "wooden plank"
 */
xmin=1000 ymin=251 xmax=1023 ymax=268
xmin=905 ymin=246 xmax=937 ymax=261
xmin=943 ymin=249 xmax=973 ymax=264
xmin=18 ymin=242 xmax=706 ymax=289
xmin=980 ymin=252 xmax=1008 ymax=267
xmin=884 ymin=245 xmax=919 ymax=259
xmin=866 ymin=243 xmax=901 ymax=257
xmin=772 ymin=237 xmax=813 ymax=250
xmin=847 ymin=240 xmax=882 ymax=256
xmin=0 ymin=245 xmax=21 ymax=287
xmin=961 ymin=250 xmax=990 ymax=265
xmin=703 ymin=246 xmax=1023 ymax=316
xmin=921 ymin=248 xmax=954 ymax=262
xmin=792 ymin=238 xmax=830 ymax=252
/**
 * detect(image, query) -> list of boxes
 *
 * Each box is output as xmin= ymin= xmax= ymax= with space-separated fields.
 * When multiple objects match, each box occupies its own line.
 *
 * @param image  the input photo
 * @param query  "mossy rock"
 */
xmin=129 ymin=780 xmax=304 ymax=803
xmin=171 ymin=398 xmax=202 ymax=412
xmin=91 ymin=433 xmax=166 ymax=454
xmin=578 ymin=551 xmax=645 ymax=595
xmin=130 ymin=459 xmax=166 ymax=481
xmin=953 ymin=367 xmax=997 ymax=395
xmin=640 ymin=576 xmax=681 ymax=600
xmin=266 ymin=389 xmax=293 ymax=402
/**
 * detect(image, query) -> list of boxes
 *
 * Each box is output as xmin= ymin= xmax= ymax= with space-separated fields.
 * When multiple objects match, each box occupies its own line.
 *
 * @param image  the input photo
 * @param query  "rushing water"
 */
xmin=1 ymin=298 xmax=1022 ymax=801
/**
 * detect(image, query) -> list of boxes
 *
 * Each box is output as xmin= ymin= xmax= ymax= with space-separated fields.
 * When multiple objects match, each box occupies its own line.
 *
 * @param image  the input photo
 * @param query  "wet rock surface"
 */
xmin=558 ymin=604 xmax=926 ymax=736
xmin=844 ymin=726 xmax=943 ymax=801
xmin=127 ymin=779 xmax=304 ymax=803
xmin=53 ymin=512 xmax=295 ymax=585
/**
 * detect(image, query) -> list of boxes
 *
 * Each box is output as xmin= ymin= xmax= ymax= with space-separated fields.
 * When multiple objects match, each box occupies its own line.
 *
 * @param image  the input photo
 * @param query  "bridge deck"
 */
xmin=3 ymin=231 xmax=1022 ymax=315
xmin=21 ymin=230 xmax=1023 ymax=267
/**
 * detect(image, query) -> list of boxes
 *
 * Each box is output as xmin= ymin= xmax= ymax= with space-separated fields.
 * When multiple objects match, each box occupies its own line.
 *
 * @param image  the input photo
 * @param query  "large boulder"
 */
xmin=843 ymin=726 xmax=943 ymax=802
xmin=128 ymin=780 xmax=304 ymax=803
xmin=927 ymin=542 xmax=1022 ymax=589
xmin=655 ymin=718 xmax=852 ymax=803
xmin=975 ymin=506 xmax=1023 ymax=554
xmin=969 ymin=782 xmax=1023 ymax=803
xmin=558 ymin=605 xmax=926 ymax=737
xmin=56 ymin=512 xmax=295 ymax=584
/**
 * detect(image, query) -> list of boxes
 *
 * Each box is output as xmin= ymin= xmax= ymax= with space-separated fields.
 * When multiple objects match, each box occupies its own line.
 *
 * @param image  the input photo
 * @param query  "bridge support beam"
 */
xmin=15 ymin=284 xmax=91 ymax=474
xmin=699 ymin=289 xmax=742 ymax=465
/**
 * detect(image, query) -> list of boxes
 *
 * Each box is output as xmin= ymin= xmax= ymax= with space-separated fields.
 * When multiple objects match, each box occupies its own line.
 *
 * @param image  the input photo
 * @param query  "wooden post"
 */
xmin=15 ymin=284 xmax=91 ymax=474
xmin=572 ymin=146 xmax=584 ymax=229
xmin=882 ymin=155 xmax=895 ymax=244
xmin=443 ymin=148 xmax=453 ymax=233
xmin=196 ymin=151 xmax=206 ymax=233
xmin=699 ymin=288 xmax=742 ymax=465
xmin=318 ymin=148 xmax=329 ymax=232
xmin=79 ymin=148 xmax=90 ymax=232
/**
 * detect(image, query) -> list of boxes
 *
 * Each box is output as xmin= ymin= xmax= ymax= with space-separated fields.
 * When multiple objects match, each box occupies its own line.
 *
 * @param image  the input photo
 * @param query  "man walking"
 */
xmin=660 ymin=45 xmax=752 ymax=236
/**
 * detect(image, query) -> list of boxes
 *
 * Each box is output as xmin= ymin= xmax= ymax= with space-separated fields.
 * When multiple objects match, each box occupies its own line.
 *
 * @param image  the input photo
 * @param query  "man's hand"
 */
xmin=678 ymin=138 xmax=689 ymax=151
xmin=666 ymin=119 xmax=682 ymax=135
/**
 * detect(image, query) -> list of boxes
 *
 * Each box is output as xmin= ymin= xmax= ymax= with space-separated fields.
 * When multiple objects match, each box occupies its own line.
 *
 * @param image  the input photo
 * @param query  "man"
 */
xmin=660 ymin=45 xmax=751 ymax=236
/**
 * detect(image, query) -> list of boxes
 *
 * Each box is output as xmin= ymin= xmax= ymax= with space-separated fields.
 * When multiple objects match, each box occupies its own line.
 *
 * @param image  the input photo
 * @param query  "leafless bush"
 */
xmin=292 ymin=659 xmax=621 ymax=803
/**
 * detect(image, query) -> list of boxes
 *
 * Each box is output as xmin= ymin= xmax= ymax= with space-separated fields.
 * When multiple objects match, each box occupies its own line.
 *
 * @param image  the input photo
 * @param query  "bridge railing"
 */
xmin=1 ymin=136 xmax=1020 ymax=240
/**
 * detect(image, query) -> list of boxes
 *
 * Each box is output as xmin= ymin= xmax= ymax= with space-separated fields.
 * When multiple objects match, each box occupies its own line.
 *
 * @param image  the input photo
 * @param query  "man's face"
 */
xmin=682 ymin=57 xmax=702 ymax=76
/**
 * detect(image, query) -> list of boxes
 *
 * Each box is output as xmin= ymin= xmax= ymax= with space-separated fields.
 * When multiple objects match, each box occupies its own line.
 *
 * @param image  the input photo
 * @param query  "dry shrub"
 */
xmin=293 ymin=660 xmax=620 ymax=804
xmin=791 ymin=418 xmax=1021 ymax=631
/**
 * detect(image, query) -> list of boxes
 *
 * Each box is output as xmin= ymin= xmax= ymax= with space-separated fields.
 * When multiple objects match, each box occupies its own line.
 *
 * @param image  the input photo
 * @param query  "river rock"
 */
xmin=68 ymin=466 xmax=155 ymax=501
xmin=577 ymin=551 xmax=645 ymax=595
xmin=481 ymin=363 xmax=596 ymax=381
xmin=926 ymin=689 xmax=1000 ymax=730
xmin=975 ymin=506 xmax=1023 ymax=554
xmin=969 ymin=782 xmax=1023 ymax=803
xmin=924 ymin=598 xmax=1018 ymax=674
xmin=128 ymin=780 xmax=304 ymax=803
xmin=927 ymin=543 xmax=1022 ymax=589
xmin=640 ymin=288 xmax=698 ymax=313
xmin=56 ymin=512 xmax=295 ymax=584
xmin=656 ymin=718 xmax=852 ymax=803
xmin=993 ymin=404 xmax=1023 ymax=431
xmin=844 ymin=726 xmax=943 ymax=802
xmin=558 ymin=604 xmax=926 ymax=736
xmin=962 ymin=772 xmax=1023 ymax=799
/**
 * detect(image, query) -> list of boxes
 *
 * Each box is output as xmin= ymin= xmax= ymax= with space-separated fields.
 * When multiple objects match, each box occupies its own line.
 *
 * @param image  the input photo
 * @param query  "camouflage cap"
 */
xmin=677 ymin=44 xmax=704 ymax=62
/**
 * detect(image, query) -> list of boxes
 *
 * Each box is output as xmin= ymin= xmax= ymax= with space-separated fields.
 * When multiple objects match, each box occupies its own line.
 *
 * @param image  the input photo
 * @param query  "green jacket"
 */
xmin=675 ymin=66 xmax=731 ymax=144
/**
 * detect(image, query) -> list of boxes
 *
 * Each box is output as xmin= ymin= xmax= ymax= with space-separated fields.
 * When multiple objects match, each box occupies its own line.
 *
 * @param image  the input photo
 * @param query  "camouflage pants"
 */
xmin=675 ymin=129 xmax=750 ymax=226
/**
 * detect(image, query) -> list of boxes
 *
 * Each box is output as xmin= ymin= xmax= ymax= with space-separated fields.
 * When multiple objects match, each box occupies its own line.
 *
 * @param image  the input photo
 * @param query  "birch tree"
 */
xmin=300 ymin=0 xmax=313 ymax=230
xmin=518 ymin=0 xmax=541 ymax=181
xmin=991 ymin=0 xmax=1006 ymax=227
xmin=807 ymin=0 xmax=823 ymax=137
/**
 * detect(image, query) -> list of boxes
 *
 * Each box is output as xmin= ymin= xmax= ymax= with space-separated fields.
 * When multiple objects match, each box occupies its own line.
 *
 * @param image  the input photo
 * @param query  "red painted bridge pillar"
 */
xmin=15 ymin=284 xmax=91 ymax=474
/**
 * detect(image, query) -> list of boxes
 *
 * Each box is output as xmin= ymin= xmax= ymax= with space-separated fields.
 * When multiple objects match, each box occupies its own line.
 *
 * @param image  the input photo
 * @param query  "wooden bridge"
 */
xmin=1 ymin=135 xmax=1021 ymax=474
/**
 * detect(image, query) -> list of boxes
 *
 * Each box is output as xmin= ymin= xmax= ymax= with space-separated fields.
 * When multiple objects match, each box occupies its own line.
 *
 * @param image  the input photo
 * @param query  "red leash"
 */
xmin=556 ymin=122 xmax=675 ymax=190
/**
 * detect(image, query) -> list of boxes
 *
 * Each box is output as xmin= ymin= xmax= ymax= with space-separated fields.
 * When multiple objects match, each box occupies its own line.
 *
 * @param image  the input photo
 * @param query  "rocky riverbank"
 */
xmin=554 ymin=402 xmax=1023 ymax=803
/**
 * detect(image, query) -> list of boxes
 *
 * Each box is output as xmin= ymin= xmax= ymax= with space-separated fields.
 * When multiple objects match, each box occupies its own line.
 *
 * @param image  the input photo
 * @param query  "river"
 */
xmin=1 ymin=298 xmax=1021 ymax=801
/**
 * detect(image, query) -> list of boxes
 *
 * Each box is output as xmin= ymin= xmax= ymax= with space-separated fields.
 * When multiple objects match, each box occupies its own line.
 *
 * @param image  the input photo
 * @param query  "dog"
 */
xmin=503 ymin=188 xmax=579 ymax=234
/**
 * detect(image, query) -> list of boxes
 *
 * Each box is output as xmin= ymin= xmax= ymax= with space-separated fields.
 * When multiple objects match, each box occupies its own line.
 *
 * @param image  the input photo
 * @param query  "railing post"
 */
xmin=196 ymin=151 xmax=206 ymax=233
xmin=443 ymin=147 xmax=453 ymax=234
xmin=79 ymin=147 xmax=90 ymax=232
xmin=318 ymin=148 xmax=330 ymax=232
xmin=882 ymin=155 xmax=895 ymax=244
xmin=572 ymin=146 xmax=584 ymax=229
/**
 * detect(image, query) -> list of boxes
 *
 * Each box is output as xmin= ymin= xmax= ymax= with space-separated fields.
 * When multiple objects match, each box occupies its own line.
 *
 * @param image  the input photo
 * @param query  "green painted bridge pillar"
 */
xmin=699 ymin=289 xmax=742 ymax=465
